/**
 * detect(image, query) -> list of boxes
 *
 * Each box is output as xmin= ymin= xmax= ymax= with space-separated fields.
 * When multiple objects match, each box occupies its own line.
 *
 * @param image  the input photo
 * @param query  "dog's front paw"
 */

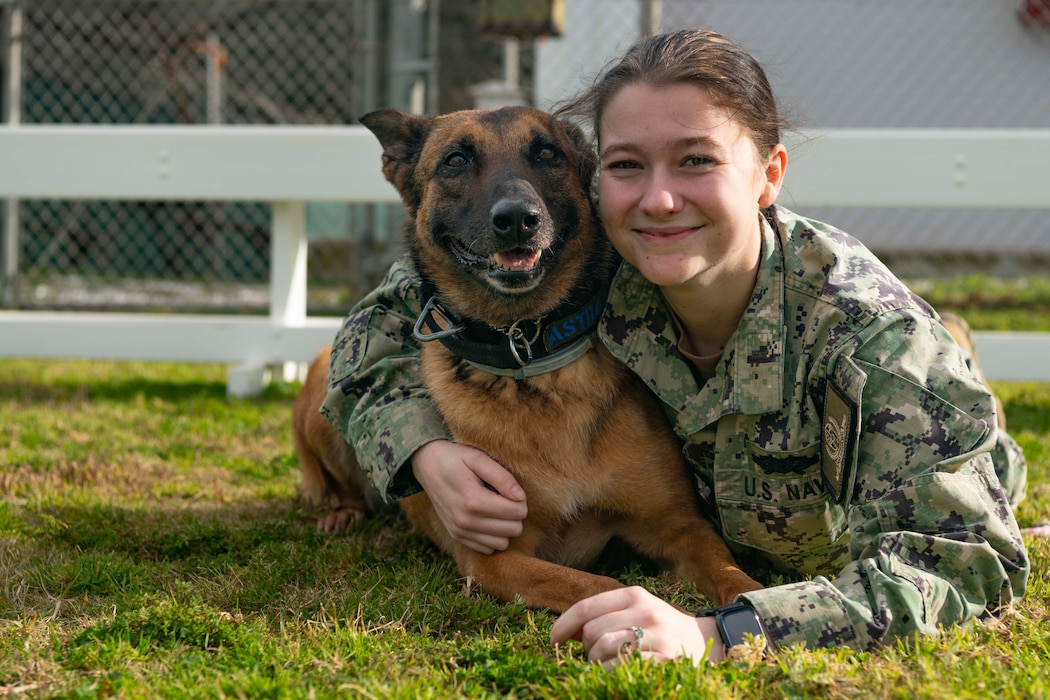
xmin=715 ymin=571 xmax=765 ymax=606
xmin=317 ymin=508 xmax=366 ymax=534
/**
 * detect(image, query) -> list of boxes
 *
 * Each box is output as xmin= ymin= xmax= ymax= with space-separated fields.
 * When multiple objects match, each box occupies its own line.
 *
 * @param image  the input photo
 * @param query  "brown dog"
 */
xmin=293 ymin=106 xmax=762 ymax=612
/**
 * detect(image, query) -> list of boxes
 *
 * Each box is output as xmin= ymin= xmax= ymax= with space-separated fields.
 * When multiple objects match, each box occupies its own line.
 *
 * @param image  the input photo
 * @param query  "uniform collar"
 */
xmin=600 ymin=208 xmax=787 ymax=428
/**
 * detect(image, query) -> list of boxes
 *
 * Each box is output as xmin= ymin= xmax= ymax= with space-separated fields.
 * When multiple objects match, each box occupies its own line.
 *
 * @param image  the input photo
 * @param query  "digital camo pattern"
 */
xmin=321 ymin=257 xmax=448 ymax=500
xmin=600 ymin=206 xmax=1028 ymax=652
xmin=321 ymin=204 xmax=1029 ymax=653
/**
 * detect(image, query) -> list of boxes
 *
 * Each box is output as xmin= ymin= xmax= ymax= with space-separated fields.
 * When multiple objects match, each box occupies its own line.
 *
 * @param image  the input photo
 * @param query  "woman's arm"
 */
xmin=320 ymin=256 xmax=527 ymax=549
xmin=321 ymin=256 xmax=447 ymax=500
xmin=740 ymin=315 xmax=1029 ymax=652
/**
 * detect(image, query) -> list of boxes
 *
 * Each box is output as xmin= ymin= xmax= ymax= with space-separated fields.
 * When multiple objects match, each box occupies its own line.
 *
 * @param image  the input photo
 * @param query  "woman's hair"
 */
xmin=555 ymin=29 xmax=788 ymax=157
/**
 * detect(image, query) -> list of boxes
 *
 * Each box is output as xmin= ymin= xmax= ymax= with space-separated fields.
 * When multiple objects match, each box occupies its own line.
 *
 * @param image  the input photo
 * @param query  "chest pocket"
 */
xmin=717 ymin=439 xmax=851 ymax=578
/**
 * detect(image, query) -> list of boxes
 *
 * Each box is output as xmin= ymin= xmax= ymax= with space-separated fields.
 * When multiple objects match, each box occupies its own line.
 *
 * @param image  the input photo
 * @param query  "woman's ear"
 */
xmin=758 ymin=144 xmax=788 ymax=208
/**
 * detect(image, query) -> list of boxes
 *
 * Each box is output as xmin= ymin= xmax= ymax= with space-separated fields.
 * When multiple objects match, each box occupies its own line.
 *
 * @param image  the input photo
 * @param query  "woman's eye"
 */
xmin=604 ymin=159 xmax=639 ymax=170
xmin=684 ymin=155 xmax=713 ymax=167
xmin=444 ymin=153 xmax=468 ymax=167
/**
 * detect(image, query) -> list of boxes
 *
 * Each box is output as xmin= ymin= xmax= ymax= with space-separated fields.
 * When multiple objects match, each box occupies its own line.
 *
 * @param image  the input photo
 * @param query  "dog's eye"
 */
xmin=537 ymin=146 xmax=557 ymax=161
xmin=444 ymin=153 xmax=468 ymax=168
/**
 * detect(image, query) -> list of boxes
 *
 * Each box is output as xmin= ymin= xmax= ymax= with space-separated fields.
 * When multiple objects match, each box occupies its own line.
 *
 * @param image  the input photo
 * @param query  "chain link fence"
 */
xmin=1 ymin=0 xmax=519 ymax=313
xmin=2 ymin=0 xmax=1047 ymax=313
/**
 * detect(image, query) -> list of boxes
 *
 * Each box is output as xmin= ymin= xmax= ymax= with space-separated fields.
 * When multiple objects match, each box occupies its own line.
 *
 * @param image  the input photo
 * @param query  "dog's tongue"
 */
xmin=493 ymin=249 xmax=542 ymax=270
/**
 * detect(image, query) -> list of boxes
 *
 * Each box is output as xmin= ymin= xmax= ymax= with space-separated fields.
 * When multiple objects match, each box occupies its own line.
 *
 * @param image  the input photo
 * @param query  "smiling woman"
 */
xmin=540 ymin=29 xmax=1030 ymax=666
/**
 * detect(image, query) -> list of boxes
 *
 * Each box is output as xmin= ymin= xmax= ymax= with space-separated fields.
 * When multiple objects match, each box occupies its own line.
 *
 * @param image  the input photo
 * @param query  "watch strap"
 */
xmin=696 ymin=601 xmax=769 ymax=654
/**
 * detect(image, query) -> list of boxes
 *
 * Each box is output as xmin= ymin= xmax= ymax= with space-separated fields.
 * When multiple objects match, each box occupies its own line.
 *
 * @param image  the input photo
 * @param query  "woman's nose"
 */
xmin=638 ymin=171 xmax=681 ymax=217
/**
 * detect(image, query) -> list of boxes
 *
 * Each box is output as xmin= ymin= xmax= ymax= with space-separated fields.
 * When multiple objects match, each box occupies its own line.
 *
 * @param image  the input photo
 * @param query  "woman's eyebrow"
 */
xmin=600 ymin=135 xmax=720 ymax=160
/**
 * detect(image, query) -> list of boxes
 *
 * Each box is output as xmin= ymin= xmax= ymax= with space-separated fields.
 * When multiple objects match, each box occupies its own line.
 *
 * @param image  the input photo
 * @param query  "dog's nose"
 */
xmin=491 ymin=197 xmax=542 ymax=242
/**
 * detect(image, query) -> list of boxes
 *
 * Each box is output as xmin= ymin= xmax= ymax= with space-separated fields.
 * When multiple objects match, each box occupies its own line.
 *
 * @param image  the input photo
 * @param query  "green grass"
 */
xmin=2 ymin=295 xmax=1049 ymax=697
xmin=906 ymin=274 xmax=1050 ymax=331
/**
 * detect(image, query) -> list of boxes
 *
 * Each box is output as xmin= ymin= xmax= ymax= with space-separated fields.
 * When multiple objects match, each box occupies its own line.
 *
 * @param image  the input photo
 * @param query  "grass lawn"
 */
xmin=2 ymin=280 xmax=1049 ymax=698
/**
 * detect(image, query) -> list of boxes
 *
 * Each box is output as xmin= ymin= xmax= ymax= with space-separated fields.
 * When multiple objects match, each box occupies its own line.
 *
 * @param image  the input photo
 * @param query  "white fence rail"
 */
xmin=0 ymin=125 xmax=399 ymax=396
xmin=1 ymin=125 xmax=1048 ymax=395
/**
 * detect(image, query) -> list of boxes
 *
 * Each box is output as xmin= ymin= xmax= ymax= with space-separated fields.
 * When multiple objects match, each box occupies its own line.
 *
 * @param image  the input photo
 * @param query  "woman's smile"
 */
xmin=634 ymin=225 xmax=702 ymax=240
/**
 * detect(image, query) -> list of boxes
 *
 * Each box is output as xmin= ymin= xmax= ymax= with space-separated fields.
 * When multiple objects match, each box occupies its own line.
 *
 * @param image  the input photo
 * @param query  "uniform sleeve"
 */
xmin=319 ymin=256 xmax=451 ymax=502
xmin=739 ymin=313 xmax=1030 ymax=652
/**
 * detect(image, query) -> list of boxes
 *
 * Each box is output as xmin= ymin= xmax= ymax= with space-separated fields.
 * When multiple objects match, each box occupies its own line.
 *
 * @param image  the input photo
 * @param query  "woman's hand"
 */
xmin=411 ymin=440 xmax=528 ymax=554
xmin=550 ymin=586 xmax=725 ymax=667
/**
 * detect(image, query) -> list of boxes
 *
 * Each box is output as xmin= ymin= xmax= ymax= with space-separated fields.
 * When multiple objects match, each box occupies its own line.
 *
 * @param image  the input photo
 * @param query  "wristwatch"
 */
xmin=696 ymin=602 xmax=770 ymax=654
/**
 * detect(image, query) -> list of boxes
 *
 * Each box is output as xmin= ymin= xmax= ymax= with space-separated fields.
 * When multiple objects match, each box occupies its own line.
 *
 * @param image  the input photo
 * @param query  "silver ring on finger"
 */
xmin=619 ymin=626 xmax=644 ymax=655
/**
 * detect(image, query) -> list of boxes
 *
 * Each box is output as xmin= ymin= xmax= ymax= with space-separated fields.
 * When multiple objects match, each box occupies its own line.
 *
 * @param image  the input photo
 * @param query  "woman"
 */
xmin=322 ymin=29 xmax=1029 ymax=666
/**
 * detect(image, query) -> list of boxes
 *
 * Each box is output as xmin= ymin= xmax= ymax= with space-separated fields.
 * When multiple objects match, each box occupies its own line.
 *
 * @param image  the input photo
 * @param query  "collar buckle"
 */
xmin=413 ymin=296 xmax=466 ymax=342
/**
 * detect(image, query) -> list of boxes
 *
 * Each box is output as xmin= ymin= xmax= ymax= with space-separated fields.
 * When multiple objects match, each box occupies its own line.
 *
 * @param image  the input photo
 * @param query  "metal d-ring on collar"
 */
xmin=503 ymin=317 xmax=542 ymax=367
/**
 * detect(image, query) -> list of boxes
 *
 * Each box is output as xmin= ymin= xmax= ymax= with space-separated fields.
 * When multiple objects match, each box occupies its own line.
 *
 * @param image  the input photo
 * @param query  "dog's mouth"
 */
xmin=448 ymin=238 xmax=546 ymax=276
xmin=491 ymin=247 xmax=543 ymax=271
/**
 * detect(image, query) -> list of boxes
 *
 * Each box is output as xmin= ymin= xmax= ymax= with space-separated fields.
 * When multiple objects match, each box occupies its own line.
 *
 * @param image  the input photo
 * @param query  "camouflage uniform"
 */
xmin=322 ymin=204 xmax=1029 ymax=653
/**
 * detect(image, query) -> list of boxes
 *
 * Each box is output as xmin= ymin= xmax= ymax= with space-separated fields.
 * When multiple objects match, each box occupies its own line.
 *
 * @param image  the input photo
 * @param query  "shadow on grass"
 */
xmin=11 ymin=495 xmax=451 ymax=615
xmin=27 ymin=497 xmax=372 ymax=563
xmin=16 ymin=503 xmax=511 ymax=642
xmin=0 ymin=375 xmax=299 ymax=405
xmin=15 ymin=494 xmax=676 ymax=634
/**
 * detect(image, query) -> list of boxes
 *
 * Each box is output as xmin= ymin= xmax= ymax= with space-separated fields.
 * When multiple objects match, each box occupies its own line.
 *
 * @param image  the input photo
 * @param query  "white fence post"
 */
xmin=226 ymin=200 xmax=311 ymax=398
xmin=271 ymin=200 xmax=309 ymax=381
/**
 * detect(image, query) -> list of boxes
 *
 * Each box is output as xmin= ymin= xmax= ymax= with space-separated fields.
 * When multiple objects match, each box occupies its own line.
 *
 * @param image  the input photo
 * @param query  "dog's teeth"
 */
xmin=494 ymin=250 xmax=541 ymax=270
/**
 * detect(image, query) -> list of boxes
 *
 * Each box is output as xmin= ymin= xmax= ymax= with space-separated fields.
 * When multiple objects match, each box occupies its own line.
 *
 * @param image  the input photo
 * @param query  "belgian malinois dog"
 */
xmin=293 ymin=106 xmax=762 ymax=612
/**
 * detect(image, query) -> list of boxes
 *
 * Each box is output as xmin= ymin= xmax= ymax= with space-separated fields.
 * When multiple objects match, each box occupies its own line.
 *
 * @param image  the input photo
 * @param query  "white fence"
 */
xmin=1 ymin=125 xmax=1048 ymax=395
xmin=0 ymin=125 xmax=398 ymax=396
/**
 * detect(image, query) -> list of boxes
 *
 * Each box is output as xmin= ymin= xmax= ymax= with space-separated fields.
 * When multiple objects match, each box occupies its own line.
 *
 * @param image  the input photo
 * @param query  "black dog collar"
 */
xmin=413 ymin=282 xmax=607 ymax=378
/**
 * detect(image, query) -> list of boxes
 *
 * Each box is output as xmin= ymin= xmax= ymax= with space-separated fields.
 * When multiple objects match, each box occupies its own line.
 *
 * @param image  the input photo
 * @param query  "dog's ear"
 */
xmin=359 ymin=109 xmax=431 ymax=211
xmin=560 ymin=119 xmax=598 ymax=196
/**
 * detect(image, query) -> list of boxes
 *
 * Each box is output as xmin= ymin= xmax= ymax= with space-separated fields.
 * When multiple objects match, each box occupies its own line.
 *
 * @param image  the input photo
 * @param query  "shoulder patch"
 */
xmin=822 ymin=379 xmax=860 ymax=504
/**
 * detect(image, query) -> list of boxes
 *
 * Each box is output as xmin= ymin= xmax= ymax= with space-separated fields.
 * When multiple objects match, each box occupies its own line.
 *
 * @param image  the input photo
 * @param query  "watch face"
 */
xmin=717 ymin=606 xmax=767 ymax=649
